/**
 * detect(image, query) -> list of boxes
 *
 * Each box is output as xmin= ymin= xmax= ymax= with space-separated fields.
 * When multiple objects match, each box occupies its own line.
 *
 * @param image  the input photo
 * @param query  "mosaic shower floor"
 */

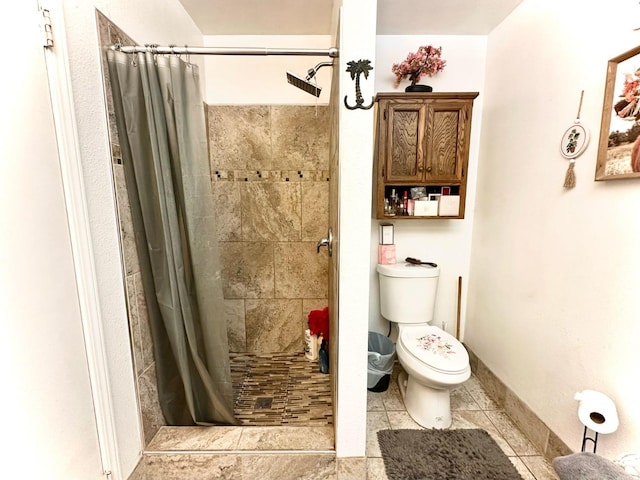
xmin=230 ymin=352 xmax=333 ymax=426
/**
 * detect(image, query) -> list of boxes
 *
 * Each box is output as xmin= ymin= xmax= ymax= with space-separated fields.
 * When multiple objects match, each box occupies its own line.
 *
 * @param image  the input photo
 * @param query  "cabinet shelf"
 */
xmin=372 ymin=92 xmax=478 ymax=220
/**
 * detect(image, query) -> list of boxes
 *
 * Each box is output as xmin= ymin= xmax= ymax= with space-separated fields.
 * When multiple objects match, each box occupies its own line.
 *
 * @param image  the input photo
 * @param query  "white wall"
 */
xmin=370 ymin=36 xmax=487 ymax=337
xmin=0 ymin=1 xmax=102 ymax=477
xmin=467 ymin=0 xmax=640 ymax=458
xmin=335 ymin=0 xmax=378 ymax=457
xmin=59 ymin=0 xmax=204 ymax=475
xmin=203 ymin=35 xmax=334 ymax=104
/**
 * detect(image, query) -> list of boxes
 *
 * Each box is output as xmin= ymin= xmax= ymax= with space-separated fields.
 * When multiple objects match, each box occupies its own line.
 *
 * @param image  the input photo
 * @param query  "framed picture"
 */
xmin=595 ymin=45 xmax=640 ymax=180
xmin=560 ymin=123 xmax=589 ymax=159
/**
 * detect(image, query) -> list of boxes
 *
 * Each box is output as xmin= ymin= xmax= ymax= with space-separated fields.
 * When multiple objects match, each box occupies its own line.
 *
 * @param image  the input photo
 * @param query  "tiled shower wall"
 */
xmin=96 ymin=11 xmax=166 ymax=446
xmin=97 ymin=12 xmax=331 ymax=446
xmin=208 ymin=105 xmax=330 ymax=353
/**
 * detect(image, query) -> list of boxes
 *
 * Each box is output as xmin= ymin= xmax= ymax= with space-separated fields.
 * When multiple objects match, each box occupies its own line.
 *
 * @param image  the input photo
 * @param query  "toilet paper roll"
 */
xmin=575 ymin=390 xmax=619 ymax=434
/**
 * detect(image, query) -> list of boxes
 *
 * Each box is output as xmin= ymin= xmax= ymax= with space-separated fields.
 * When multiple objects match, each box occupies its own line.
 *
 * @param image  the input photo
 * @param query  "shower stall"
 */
xmin=97 ymin=10 xmax=339 ymax=449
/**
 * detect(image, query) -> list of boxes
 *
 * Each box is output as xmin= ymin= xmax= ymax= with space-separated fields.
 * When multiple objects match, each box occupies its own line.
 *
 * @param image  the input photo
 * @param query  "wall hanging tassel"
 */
xmin=563 ymin=160 xmax=576 ymax=188
xmin=560 ymin=90 xmax=589 ymax=189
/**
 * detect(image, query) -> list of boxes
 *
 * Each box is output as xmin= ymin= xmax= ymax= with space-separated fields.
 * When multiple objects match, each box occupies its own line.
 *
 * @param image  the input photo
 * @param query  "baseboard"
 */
xmin=465 ymin=345 xmax=572 ymax=463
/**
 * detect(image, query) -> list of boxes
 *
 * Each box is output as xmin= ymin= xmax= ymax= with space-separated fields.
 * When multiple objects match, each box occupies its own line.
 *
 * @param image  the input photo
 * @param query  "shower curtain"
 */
xmin=107 ymin=50 xmax=236 ymax=426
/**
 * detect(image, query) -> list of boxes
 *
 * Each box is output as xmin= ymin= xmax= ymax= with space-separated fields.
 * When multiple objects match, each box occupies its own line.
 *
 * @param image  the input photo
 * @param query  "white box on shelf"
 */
xmin=379 ymin=223 xmax=394 ymax=245
xmin=414 ymin=200 xmax=439 ymax=217
xmin=438 ymin=195 xmax=460 ymax=216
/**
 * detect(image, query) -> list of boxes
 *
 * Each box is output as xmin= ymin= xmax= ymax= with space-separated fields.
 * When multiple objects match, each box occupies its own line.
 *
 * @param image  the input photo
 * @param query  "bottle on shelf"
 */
xmin=386 ymin=189 xmax=398 ymax=216
xmin=401 ymin=190 xmax=409 ymax=216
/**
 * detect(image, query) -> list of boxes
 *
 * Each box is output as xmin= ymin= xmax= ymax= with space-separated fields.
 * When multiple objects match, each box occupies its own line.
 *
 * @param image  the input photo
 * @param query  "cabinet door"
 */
xmin=383 ymin=101 xmax=427 ymax=182
xmin=425 ymin=100 xmax=471 ymax=183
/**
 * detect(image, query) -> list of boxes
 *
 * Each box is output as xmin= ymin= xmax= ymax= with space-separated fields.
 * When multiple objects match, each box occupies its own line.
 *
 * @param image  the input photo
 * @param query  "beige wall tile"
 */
xmin=208 ymin=105 xmax=271 ymax=170
xmin=504 ymin=389 xmax=550 ymax=455
xmin=113 ymin=164 xmax=140 ymax=276
xmin=301 ymin=181 xmax=329 ymax=241
xmin=271 ymin=106 xmax=330 ymax=171
xmin=145 ymin=454 xmax=243 ymax=479
xmin=245 ymin=299 xmax=303 ymax=353
xmin=545 ymin=429 xmax=572 ymax=459
xmin=220 ymin=242 xmax=245 ymax=298
xmin=134 ymin=272 xmax=154 ymax=372
xmin=224 ymin=300 xmax=246 ymax=353
xmin=275 ymin=243 xmax=328 ymax=299
xmin=138 ymin=364 xmax=167 ymax=445
xmin=237 ymin=426 xmax=333 ymax=450
xmin=240 ymin=454 xmax=336 ymax=480
xmin=219 ymin=242 xmax=274 ymax=299
xmin=211 ymin=181 xmax=241 ymax=241
xmin=147 ymin=426 xmax=242 ymax=451
xmin=126 ymin=274 xmax=143 ymax=376
xmin=241 ymin=182 xmax=301 ymax=241
xmin=476 ymin=360 xmax=507 ymax=406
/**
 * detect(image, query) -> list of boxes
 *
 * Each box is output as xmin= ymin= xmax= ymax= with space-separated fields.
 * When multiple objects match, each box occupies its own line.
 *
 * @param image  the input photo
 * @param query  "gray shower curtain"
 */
xmin=107 ymin=50 xmax=236 ymax=425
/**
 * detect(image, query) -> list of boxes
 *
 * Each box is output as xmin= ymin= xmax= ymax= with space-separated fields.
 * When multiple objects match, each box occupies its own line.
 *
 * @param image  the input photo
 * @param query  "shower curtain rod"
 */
xmin=110 ymin=45 xmax=339 ymax=58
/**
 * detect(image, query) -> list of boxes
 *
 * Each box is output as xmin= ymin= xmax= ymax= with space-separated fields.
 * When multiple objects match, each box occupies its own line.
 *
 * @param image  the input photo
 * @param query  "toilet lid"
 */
xmin=400 ymin=326 xmax=469 ymax=374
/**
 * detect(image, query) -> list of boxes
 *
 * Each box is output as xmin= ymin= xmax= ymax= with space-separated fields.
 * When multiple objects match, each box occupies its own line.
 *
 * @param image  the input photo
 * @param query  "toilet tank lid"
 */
xmin=377 ymin=262 xmax=440 ymax=278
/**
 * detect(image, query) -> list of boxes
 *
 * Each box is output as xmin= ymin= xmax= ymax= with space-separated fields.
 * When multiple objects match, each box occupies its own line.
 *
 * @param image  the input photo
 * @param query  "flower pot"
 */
xmin=405 ymin=84 xmax=433 ymax=93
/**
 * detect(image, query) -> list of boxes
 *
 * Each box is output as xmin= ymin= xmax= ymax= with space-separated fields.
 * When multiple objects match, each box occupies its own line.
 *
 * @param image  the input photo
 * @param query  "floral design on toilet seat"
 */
xmin=416 ymin=334 xmax=455 ymax=359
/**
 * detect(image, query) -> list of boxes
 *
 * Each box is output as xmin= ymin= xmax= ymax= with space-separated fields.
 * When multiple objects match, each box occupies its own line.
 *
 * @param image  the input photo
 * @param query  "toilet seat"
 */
xmin=399 ymin=325 xmax=469 ymax=375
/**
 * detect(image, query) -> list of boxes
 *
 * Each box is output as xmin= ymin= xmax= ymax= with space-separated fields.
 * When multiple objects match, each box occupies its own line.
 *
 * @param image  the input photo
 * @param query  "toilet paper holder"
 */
xmin=575 ymin=390 xmax=619 ymax=453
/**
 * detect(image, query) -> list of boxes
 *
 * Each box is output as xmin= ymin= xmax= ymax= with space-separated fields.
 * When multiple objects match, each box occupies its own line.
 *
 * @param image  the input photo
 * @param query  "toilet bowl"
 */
xmin=395 ymin=324 xmax=470 ymax=428
xmin=376 ymin=262 xmax=470 ymax=429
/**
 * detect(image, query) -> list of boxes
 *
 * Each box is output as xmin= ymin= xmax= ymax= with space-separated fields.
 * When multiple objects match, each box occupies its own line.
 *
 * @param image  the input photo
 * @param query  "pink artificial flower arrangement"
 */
xmin=308 ymin=307 xmax=329 ymax=340
xmin=392 ymin=45 xmax=446 ymax=88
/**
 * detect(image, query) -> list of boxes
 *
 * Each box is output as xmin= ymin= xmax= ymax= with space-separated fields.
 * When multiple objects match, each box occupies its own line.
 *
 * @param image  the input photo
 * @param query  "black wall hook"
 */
xmin=344 ymin=59 xmax=374 ymax=110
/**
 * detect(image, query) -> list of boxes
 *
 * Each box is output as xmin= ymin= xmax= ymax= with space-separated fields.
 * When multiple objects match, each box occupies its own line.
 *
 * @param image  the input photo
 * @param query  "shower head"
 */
xmin=286 ymin=71 xmax=322 ymax=97
xmin=286 ymin=61 xmax=334 ymax=98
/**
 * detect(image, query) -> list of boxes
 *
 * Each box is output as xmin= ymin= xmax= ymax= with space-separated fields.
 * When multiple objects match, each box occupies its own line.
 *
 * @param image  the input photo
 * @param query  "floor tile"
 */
xmin=510 ymin=456 xmax=537 ymax=480
xmin=451 ymin=384 xmax=482 ymax=410
xmin=367 ymin=390 xmax=385 ymax=412
xmin=366 ymin=411 xmax=390 ymax=457
xmin=386 ymin=410 xmax=422 ymax=430
xmin=520 ymin=456 xmax=560 ymax=480
xmin=486 ymin=410 xmax=539 ymax=455
xmin=230 ymin=352 xmax=332 ymax=426
xmin=366 ymin=457 xmax=389 ymax=480
xmin=336 ymin=457 xmax=367 ymax=480
xmin=464 ymin=375 xmax=499 ymax=410
xmin=451 ymin=410 xmax=516 ymax=456
xmin=380 ymin=380 xmax=405 ymax=411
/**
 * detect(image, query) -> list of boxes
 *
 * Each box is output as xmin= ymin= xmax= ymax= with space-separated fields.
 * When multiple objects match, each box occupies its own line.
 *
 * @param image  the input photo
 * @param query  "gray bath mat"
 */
xmin=377 ymin=428 xmax=524 ymax=480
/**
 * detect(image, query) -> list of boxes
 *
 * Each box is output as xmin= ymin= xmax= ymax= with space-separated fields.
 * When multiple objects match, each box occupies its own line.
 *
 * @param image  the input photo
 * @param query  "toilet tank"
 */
xmin=376 ymin=263 xmax=439 ymax=324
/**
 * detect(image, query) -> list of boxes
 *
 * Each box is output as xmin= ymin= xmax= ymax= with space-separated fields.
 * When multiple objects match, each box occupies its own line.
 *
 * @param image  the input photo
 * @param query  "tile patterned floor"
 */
xmin=365 ymin=363 xmax=560 ymax=480
xmin=230 ymin=352 xmax=333 ymax=426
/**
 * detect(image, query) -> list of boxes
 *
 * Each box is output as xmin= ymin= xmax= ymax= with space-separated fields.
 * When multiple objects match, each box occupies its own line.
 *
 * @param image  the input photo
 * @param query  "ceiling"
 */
xmin=178 ymin=0 xmax=524 ymax=36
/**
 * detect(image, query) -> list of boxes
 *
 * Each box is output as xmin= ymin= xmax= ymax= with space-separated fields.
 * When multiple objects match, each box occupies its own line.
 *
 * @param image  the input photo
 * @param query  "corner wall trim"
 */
xmin=42 ymin=1 xmax=122 ymax=478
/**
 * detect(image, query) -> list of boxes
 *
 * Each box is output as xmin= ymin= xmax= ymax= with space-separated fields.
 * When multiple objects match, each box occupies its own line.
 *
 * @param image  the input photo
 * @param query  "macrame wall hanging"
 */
xmin=560 ymin=90 xmax=590 ymax=188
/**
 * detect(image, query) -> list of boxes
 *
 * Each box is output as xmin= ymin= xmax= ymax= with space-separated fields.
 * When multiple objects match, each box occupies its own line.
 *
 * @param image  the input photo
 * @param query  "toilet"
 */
xmin=377 ymin=262 xmax=470 ymax=429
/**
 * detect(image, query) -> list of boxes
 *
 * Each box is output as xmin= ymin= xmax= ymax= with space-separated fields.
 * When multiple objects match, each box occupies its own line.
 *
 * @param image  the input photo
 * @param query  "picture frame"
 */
xmin=595 ymin=45 xmax=640 ymax=180
xmin=560 ymin=123 xmax=589 ymax=159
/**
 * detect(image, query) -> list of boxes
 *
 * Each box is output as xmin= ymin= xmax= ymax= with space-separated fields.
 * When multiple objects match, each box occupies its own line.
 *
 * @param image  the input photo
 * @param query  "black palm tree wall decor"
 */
xmin=344 ymin=59 xmax=374 ymax=110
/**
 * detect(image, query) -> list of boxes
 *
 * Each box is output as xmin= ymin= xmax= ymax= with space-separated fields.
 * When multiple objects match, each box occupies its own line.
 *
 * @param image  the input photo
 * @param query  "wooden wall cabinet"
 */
xmin=373 ymin=92 xmax=478 ymax=219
